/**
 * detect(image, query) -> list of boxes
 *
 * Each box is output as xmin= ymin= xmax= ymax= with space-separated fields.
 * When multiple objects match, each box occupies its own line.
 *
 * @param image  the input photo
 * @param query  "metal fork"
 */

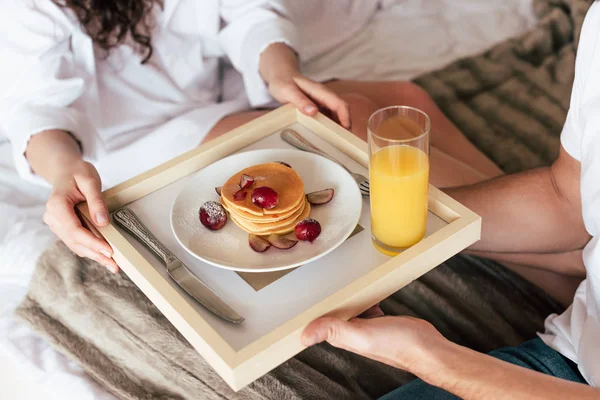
xmin=281 ymin=129 xmax=370 ymax=197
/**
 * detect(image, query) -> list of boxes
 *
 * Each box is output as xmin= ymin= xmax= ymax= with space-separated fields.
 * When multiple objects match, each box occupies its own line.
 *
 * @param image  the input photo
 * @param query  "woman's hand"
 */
xmin=259 ymin=43 xmax=351 ymax=129
xmin=301 ymin=306 xmax=447 ymax=374
xmin=26 ymin=129 xmax=117 ymax=273
xmin=43 ymin=160 xmax=118 ymax=273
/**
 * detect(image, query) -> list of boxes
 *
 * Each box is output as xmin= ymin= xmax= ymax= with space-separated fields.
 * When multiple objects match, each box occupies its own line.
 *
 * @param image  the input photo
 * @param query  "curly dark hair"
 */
xmin=53 ymin=0 xmax=158 ymax=63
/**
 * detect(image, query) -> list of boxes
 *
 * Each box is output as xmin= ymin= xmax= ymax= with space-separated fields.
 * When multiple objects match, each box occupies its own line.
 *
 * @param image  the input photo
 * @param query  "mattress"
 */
xmin=0 ymin=1 xmax=537 ymax=398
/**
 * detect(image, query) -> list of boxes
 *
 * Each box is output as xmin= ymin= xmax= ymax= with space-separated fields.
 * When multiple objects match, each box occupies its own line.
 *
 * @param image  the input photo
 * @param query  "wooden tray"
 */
xmin=78 ymin=104 xmax=481 ymax=391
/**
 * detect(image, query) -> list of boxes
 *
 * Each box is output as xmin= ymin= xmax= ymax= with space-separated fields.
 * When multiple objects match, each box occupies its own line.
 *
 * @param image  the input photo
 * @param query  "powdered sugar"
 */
xmin=200 ymin=201 xmax=227 ymax=222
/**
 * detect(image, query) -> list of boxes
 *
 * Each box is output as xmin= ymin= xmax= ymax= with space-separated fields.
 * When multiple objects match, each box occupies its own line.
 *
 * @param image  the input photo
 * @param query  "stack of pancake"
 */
xmin=220 ymin=163 xmax=311 ymax=235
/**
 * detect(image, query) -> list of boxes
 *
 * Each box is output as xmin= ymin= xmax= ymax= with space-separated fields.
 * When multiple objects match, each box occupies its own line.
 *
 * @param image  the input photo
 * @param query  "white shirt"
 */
xmin=0 ymin=0 xmax=378 ymax=188
xmin=539 ymin=1 xmax=600 ymax=387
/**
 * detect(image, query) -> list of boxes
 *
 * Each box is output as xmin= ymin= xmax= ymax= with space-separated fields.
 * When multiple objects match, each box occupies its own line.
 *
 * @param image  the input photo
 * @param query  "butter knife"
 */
xmin=113 ymin=207 xmax=244 ymax=324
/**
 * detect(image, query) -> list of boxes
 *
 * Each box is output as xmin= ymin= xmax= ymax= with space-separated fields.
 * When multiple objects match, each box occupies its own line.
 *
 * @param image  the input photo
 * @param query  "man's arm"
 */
xmin=416 ymin=338 xmax=598 ymax=400
xmin=303 ymin=315 xmax=598 ymax=400
xmin=446 ymin=146 xmax=590 ymax=255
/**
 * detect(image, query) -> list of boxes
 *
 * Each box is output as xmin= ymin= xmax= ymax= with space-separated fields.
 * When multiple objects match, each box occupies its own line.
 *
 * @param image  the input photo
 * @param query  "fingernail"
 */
xmin=96 ymin=212 xmax=109 ymax=225
xmin=301 ymin=334 xmax=316 ymax=346
xmin=304 ymin=105 xmax=317 ymax=114
xmin=105 ymin=264 xmax=118 ymax=273
xmin=100 ymin=249 xmax=112 ymax=258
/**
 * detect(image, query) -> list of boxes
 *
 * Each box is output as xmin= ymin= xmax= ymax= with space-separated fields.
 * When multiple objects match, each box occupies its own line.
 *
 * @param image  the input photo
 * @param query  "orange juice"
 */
xmin=370 ymin=145 xmax=429 ymax=253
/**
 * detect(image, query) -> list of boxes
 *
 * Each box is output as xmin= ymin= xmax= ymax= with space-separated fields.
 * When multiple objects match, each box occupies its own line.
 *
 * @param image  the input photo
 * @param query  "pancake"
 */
xmin=228 ymin=200 xmax=311 ymax=235
xmin=221 ymin=163 xmax=304 ymax=216
xmin=223 ymin=196 xmax=307 ymax=226
xmin=221 ymin=192 xmax=305 ymax=223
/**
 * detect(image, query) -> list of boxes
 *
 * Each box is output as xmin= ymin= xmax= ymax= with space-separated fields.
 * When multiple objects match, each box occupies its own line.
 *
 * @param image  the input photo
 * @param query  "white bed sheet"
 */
xmin=0 ymin=1 xmax=536 ymax=398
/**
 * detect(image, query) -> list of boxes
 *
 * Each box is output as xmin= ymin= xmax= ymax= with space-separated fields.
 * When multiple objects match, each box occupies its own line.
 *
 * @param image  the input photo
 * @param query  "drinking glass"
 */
xmin=368 ymin=106 xmax=431 ymax=256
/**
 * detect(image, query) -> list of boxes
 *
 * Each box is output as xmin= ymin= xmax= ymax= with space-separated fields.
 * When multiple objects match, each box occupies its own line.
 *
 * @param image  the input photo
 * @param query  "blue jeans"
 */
xmin=380 ymin=338 xmax=587 ymax=399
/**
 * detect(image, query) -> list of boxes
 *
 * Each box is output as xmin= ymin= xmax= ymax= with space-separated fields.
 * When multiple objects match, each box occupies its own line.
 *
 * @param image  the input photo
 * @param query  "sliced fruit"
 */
xmin=215 ymin=186 xmax=222 ymax=196
xmin=249 ymin=234 xmax=271 ymax=252
xmin=240 ymin=174 xmax=255 ymax=189
xmin=233 ymin=189 xmax=247 ymax=201
xmin=199 ymin=201 xmax=227 ymax=230
xmin=267 ymin=234 xmax=298 ymax=250
xmin=275 ymin=161 xmax=292 ymax=168
xmin=295 ymin=219 xmax=322 ymax=242
xmin=306 ymin=188 xmax=334 ymax=205
xmin=251 ymin=186 xmax=279 ymax=209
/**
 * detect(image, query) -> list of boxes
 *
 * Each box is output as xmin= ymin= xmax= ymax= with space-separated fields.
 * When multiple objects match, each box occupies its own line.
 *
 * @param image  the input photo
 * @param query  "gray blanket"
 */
xmin=15 ymin=1 xmax=590 ymax=399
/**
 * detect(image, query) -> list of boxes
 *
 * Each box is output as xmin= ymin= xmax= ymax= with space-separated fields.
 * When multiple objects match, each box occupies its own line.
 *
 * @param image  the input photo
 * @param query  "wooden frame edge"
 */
xmin=74 ymin=104 xmax=482 ymax=392
xmin=229 ymin=214 xmax=481 ymax=389
xmin=78 ymin=204 xmax=238 ymax=376
xmin=100 ymin=104 xmax=298 ymax=212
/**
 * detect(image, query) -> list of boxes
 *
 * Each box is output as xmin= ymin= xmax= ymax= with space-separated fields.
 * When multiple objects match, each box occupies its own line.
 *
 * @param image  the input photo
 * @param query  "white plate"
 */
xmin=170 ymin=149 xmax=363 ymax=272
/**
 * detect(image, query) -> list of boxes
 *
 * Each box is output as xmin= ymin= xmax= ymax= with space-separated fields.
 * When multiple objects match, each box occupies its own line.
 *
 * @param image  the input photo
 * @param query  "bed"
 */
xmin=0 ymin=1 xmax=537 ymax=398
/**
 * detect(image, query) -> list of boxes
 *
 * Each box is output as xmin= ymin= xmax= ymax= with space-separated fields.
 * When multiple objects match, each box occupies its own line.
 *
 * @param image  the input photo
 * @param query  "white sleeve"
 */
xmin=219 ymin=0 xmax=298 ymax=107
xmin=560 ymin=51 xmax=582 ymax=160
xmin=0 ymin=2 xmax=91 ymax=185
xmin=560 ymin=108 xmax=581 ymax=161
xmin=560 ymin=1 xmax=600 ymax=161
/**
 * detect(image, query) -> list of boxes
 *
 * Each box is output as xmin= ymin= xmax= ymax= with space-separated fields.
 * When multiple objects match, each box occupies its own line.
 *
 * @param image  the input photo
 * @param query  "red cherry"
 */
xmin=249 ymin=234 xmax=271 ymax=252
xmin=294 ymin=219 xmax=321 ymax=242
xmin=266 ymin=234 xmax=298 ymax=250
xmin=233 ymin=189 xmax=247 ymax=201
xmin=251 ymin=186 xmax=279 ymax=209
xmin=306 ymin=188 xmax=334 ymax=205
xmin=240 ymin=174 xmax=255 ymax=189
xmin=200 ymin=201 xmax=227 ymax=230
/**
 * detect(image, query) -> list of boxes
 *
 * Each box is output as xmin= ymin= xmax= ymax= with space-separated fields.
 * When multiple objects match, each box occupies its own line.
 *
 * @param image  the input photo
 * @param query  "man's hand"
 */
xmin=301 ymin=307 xmax=600 ymax=399
xmin=259 ymin=43 xmax=351 ymax=129
xmin=301 ymin=306 xmax=446 ymax=373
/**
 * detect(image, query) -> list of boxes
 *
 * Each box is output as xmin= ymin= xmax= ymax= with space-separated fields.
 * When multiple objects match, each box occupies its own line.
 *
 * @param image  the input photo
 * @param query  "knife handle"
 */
xmin=113 ymin=207 xmax=177 ymax=266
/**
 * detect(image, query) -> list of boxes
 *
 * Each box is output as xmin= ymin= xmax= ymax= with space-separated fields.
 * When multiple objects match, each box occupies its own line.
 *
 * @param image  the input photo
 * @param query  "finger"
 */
xmin=72 ymin=226 xmax=113 ymax=258
xmin=77 ymin=174 xmax=109 ymax=227
xmin=45 ymin=198 xmax=112 ymax=256
xmin=45 ymin=196 xmax=84 ymax=232
xmin=70 ymin=242 xmax=119 ymax=273
xmin=301 ymin=317 xmax=369 ymax=353
xmin=294 ymin=78 xmax=351 ymax=129
xmin=357 ymin=305 xmax=384 ymax=319
xmin=281 ymin=84 xmax=318 ymax=116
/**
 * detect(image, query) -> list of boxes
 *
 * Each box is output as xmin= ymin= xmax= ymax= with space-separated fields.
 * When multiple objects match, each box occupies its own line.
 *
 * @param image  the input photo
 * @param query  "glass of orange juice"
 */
xmin=368 ymin=106 xmax=431 ymax=256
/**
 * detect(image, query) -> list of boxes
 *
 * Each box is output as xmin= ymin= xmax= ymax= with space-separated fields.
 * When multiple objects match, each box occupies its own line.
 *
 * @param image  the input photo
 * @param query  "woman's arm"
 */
xmin=26 ymin=130 xmax=83 ymax=184
xmin=25 ymin=130 xmax=117 ymax=272
xmin=218 ymin=1 xmax=350 ymax=127
xmin=258 ymin=43 xmax=350 ymax=128
xmin=1 ymin=3 xmax=116 ymax=271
